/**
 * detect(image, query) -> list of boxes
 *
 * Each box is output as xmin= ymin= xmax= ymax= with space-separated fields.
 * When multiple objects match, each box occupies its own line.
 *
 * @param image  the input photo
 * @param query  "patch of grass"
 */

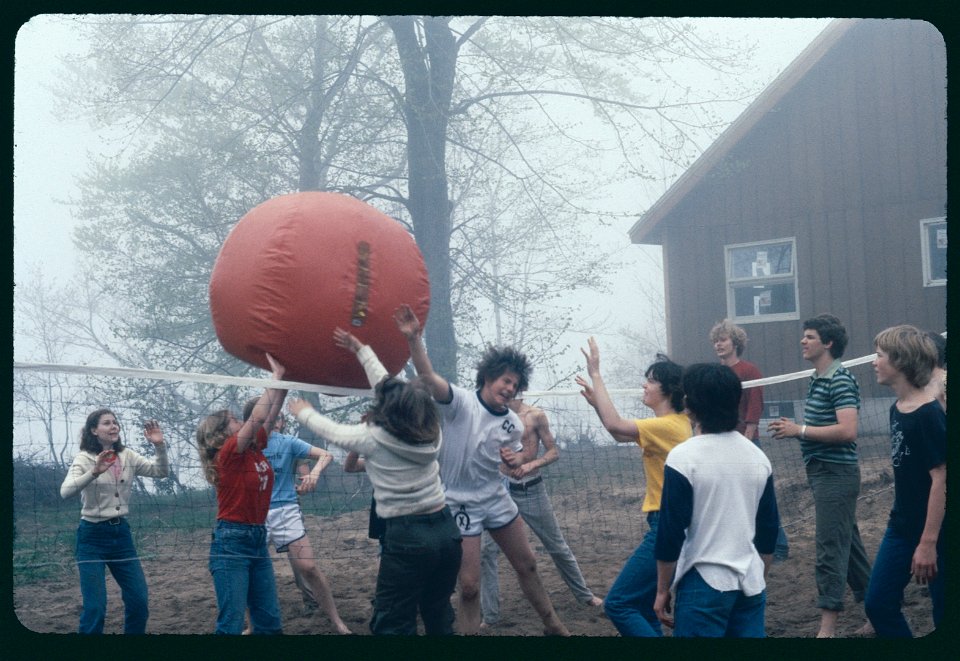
xmin=13 ymin=507 xmax=81 ymax=585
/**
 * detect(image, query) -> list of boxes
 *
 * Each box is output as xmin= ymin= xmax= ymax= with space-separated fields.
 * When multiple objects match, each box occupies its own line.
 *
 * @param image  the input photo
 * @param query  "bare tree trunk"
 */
xmin=387 ymin=16 xmax=459 ymax=382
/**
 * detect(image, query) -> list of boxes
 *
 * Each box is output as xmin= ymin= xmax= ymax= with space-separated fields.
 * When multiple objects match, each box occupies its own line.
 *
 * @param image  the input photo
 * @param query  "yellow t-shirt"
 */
xmin=634 ymin=412 xmax=693 ymax=512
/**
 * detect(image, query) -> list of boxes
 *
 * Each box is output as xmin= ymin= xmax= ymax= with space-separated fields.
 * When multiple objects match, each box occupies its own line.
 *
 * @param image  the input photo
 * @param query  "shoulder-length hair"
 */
xmin=80 ymin=408 xmax=126 ymax=454
xmin=196 ymin=409 xmax=234 ymax=486
xmin=367 ymin=376 xmax=440 ymax=445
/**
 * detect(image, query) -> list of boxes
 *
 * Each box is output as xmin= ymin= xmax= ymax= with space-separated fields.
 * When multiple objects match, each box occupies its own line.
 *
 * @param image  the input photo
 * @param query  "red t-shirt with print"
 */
xmin=215 ymin=427 xmax=274 ymax=524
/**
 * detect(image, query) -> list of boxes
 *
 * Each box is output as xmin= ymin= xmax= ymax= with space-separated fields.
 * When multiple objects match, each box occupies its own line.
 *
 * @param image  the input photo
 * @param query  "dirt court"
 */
xmin=12 ymin=478 xmax=938 ymax=641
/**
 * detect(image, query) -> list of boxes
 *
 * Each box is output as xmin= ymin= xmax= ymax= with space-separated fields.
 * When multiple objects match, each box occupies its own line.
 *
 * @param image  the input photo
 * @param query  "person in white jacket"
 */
xmin=288 ymin=327 xmax=462 ymax=635
xmin=60 ymin=409 xmax=169 ymax=634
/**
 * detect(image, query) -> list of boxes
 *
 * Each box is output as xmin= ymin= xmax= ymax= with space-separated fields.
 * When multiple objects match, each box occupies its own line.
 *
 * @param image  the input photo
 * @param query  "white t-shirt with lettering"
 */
xmin=437 ymin=383 xmax=523 ymax=502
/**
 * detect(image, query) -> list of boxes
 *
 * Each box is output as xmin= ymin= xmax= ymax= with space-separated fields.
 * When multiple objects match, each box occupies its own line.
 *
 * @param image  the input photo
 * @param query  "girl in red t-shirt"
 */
xmin=196 ymin=354 xmax=288 ymax=634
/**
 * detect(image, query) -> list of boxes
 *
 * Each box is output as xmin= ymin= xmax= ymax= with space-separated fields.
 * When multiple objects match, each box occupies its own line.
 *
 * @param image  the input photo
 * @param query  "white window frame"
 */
xmin=920 ymin=217 xmax=947 ymax=287
xmin=724 ymin=237 xmax=799 ymax=324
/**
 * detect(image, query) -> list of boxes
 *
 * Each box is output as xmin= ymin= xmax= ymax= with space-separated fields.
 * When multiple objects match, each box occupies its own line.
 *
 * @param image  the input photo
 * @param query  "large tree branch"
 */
xmin=451 ymin=87 xmax=754 ymax=117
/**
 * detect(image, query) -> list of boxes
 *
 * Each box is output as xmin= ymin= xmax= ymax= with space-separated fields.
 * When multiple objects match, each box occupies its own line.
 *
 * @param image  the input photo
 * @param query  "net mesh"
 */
xmin=13 ymin=354 xmax=895 ymax=587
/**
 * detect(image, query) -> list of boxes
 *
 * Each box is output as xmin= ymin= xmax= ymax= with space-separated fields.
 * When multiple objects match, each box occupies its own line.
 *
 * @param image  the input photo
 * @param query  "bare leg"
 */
xmin=456 ymin=535 xmax=483 ymax=635
xmin=489 ymin=518 xmax=570 ymax=636
xmin=287 ymin=536 xmax=352 ymax=634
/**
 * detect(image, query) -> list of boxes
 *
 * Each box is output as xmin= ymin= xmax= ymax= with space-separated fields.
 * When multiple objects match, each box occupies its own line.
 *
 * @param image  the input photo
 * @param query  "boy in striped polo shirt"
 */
xmin=768 ymin=314 xmax=872 ymax=638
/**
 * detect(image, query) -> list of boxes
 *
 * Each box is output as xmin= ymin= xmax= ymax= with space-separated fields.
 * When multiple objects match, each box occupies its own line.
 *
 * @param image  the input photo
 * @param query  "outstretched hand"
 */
xmin=394 ymin=304 xmax=422 ymax=340
xmin=580 ymin=337 xmax=601 ymax=376
xmin=265 ymin=353 xmax=286 ymax=382
xmin=143 ymin=420 xmax=164 ymax=445
xmin=287 ymin=397 xmax=312 ymax=418
xmin=334 ymin=327 xmax=363 ymax=353
xmin=575 ymin=375 xmax=598 ymax=408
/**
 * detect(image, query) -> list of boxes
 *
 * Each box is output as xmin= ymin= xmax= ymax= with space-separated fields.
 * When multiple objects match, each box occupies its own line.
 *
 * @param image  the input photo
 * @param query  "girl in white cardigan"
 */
xmin=288 ymin=328 xmax=462 ymax=635
xmin=60 ymin=409 xmax=169 ymax=634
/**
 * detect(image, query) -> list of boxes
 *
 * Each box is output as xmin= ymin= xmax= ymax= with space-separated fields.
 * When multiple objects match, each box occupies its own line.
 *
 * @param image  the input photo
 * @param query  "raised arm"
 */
xmin=237 ymin=353 xmax=288 ymax=453
xmin=287 ymin=398 xmax=377 ymax=456
xmin=334 ymin=327 xmax=389 ymax=387
xmin=134 ymin=420 xmax=170 ymax=478
xmin=394 ymin=304 xmax=450 ymax=402
xmin=577 ymin=337 xmax=640 ymax=441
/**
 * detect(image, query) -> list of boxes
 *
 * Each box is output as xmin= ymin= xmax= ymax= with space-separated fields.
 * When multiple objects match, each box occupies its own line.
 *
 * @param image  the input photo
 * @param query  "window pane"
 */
xmin=926 ymin=222 xmax=947 ymax=282
xmin=729 ymin=242 xmax=793 ymax=279
xmin=732 ymin=282 xmax=797 ymax=317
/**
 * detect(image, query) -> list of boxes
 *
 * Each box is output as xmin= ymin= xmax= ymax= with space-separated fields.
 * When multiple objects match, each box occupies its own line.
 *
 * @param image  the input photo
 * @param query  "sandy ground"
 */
xmin=12 ymin=479 xmax=937 ymax=641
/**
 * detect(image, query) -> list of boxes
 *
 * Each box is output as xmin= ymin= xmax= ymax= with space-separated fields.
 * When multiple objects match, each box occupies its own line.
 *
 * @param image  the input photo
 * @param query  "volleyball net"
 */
xmin=12 ymin=353 xmax=898 ymax=586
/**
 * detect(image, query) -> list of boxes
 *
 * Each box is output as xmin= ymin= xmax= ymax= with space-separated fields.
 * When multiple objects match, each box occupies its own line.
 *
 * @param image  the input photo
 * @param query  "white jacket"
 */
xmin=295 ymin=345 xmax=446 ymax=519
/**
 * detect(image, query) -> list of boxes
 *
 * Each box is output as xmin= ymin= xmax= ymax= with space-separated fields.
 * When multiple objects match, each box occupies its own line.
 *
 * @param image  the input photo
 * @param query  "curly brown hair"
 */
xmin=474 ymin=345 xmax=531 ymax=393
xmin=708 ymin=319 xmax=747 ymax=357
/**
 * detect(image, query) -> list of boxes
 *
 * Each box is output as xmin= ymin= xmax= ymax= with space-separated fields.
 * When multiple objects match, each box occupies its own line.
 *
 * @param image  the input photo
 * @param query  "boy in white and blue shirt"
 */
xmin=654 ymin=363 xmax=780 ymax=637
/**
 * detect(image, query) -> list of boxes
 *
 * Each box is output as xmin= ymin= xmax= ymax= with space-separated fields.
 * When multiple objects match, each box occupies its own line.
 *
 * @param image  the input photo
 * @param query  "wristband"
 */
xmin=800 ymin=424 xmax=807 ymax=440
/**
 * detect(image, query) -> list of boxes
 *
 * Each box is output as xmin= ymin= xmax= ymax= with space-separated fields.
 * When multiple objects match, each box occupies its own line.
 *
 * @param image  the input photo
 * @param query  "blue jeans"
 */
xmin=673 ymin=568 xmax=766 ymax=638
xmin=75 ymin=518 xmax=149 ymax=634
xmin=371 ymin=507 xmax=462 ymax=635
xmin=865 ymin=525 xmax=946 ymax=637
xmin=208 ymin=520 xmax=282 ymax=634
xmin=604 ymin=511 xmax=661 ymax=637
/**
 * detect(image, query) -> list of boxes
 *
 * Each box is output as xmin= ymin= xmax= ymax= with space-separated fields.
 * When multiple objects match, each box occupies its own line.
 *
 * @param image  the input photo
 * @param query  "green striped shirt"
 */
xmin=800 ymin=359 xmax=860 ymax=465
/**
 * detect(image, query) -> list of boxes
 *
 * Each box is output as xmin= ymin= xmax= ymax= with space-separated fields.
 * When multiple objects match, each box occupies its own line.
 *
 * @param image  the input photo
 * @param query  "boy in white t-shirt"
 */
xmin=395 ymin=305 xmax=569 ymax=636
xmin=654 ymin=363 xmax=781 ymax=637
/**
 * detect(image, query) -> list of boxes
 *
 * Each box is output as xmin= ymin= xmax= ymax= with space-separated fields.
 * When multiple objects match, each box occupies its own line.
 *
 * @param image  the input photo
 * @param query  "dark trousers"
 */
xmin=805 ymin=459 xmax=871 ymax=610
xmin=865 ymin=525 xmax=945 ymax=637
xmin=370 ymin=506 xmax=463 ymax=635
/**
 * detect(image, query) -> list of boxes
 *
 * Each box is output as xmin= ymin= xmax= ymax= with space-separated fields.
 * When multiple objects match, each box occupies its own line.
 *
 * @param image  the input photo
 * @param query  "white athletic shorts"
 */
xmin=265 ymin=502 xmax=307 ymax=552
xmin=448 ymin=489 xmax=519 ymax=537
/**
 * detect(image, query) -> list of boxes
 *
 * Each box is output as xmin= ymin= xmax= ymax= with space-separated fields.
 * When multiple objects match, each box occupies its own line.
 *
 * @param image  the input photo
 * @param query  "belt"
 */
xmin=387 ymin=507 xmax=451 ymax=525
xmin=87 ymin=516 xmax=124 ymax=525
xmin=509 ymin=476 xmax=543 ymax=492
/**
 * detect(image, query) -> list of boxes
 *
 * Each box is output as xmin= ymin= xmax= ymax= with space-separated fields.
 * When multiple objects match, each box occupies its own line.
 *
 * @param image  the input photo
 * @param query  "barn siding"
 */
xmin=651 ymin=20 xmax=945 ymax=386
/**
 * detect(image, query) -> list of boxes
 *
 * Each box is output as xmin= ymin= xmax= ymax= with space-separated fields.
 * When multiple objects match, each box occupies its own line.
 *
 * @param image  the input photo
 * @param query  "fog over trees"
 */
xmin=16 ymin=15 xmax=813 ymax=470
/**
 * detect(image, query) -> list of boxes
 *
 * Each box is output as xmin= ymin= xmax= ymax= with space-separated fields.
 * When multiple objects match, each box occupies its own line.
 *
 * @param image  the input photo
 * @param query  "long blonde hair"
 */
xmin=196 ymin=409 xmax=233 ymax=486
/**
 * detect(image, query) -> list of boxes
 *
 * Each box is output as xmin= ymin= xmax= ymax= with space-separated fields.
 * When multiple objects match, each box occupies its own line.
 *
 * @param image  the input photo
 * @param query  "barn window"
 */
xmin=724 ymin=238 xmax=799 ymax=323
xmin=920 ymin=217 xmax=947 ymax=287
